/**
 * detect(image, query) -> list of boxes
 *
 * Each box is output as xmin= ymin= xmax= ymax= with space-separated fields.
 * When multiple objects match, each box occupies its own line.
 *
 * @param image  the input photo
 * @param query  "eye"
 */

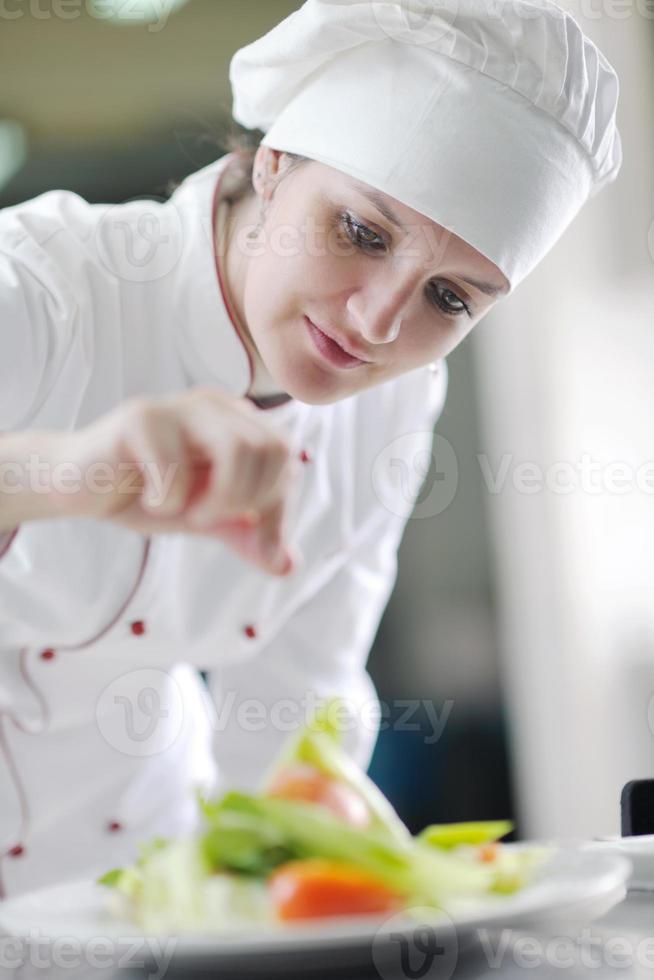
xmin=339 ymin=213 xmax=386 ymax=252
xmin=339 ymin=211 xmax=472 ymax=319
xmin=430 ymin=282 xmax=471 ymax=318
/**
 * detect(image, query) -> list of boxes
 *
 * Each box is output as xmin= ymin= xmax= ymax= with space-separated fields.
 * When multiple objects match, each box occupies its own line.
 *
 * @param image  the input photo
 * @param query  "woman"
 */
xmin=0 ymin=0 xmax=621 ymax=898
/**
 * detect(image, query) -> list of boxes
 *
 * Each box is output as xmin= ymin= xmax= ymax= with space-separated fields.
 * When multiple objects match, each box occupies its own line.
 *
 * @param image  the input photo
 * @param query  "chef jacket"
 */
xmin=0 ymin=152 xmax=448 ymax=899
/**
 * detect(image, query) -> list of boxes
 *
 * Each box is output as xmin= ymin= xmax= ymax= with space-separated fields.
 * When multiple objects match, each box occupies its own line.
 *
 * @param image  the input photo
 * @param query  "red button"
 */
xmin=299 ymin=450 xmax=312 ymax=464
xmin=130 ymin=621 xmax=146 ymax=636
xmin=8 ymin=844 xmax=24 ymax=858
xmin=40 ymin=649 xmax=56 ymax=661
xmin=243 ymin=625 xmax=257 ymax=639
xmin=107 ymin=821 xmax=122 ymax=833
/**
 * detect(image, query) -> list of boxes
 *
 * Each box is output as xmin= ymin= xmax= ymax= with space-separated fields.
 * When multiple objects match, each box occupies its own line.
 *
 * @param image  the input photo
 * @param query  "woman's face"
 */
xmin=227 ymin=148 xmax=510 ymax=405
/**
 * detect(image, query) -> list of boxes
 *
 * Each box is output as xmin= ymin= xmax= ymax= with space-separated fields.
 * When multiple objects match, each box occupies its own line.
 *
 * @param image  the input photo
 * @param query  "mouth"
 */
xmin=304 ymin=317 xmax=372 ymax=370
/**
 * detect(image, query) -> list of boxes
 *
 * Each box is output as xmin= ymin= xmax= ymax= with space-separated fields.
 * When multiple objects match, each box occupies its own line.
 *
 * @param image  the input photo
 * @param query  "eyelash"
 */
xmin=338 ymin=212 xmax=472 ymax=319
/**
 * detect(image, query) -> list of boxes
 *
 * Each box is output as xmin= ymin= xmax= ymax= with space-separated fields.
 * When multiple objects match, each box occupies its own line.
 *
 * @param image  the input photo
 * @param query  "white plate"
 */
xmin=0 ymin=845 xmax=632 ymax=972
xmin=584 ymin=835 xmax=654 ymax=891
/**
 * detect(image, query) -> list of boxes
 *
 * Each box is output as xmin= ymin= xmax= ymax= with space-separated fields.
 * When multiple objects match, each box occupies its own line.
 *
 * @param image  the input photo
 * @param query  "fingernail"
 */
xmin=275 ymin=554 xmax=292 ymax=575
xmin=273 ymin=547 xmax=299 ymax=575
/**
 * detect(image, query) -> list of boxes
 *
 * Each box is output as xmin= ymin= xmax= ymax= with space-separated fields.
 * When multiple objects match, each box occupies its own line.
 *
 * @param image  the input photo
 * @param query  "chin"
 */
xmin=279 ymin=373 xmax=349 ymax=406
xmin=268 ymin=355 xmax=356 ymax=406
xmin=254 ymin=319 xmax=373 ymax=404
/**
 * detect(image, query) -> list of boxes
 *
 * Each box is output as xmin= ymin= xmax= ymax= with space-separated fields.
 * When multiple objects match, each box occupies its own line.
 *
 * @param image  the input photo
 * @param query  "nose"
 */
xmin=346 ymin=271 xmax=416 ymax=345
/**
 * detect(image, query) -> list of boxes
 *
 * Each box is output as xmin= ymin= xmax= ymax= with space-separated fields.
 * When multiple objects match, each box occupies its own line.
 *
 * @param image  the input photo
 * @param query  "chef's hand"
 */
xmin=65 ymin=388 xmax=299 ymax=576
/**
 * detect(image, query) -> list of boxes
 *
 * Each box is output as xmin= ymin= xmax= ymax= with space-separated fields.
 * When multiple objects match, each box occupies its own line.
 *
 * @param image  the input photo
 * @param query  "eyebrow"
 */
xmin=457 ymin=275 xmax=509 ymax=297
xmin=344 ymin=177 xmax=510 ymax=298
xmin=346 ymin=177 xmax=408 ymax=232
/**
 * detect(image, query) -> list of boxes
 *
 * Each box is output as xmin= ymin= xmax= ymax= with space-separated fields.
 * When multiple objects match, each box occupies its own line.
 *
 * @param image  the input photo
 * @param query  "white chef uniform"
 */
xmin=0 ymin=152 xmax=447 ymax=898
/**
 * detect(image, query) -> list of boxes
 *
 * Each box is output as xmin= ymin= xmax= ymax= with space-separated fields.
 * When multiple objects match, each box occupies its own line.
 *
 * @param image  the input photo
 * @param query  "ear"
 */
xmin=252 ymin=145 xmax=292 ymax=199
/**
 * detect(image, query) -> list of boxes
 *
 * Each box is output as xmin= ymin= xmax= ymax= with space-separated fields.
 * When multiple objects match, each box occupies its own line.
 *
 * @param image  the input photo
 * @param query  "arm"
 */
xmin=0 ymin=430 xmax=81 ymax=531
xmin=0 ymin=239 xmax=82 ymax=540
xmin=0 ymin=222 xmax=296 ymax=569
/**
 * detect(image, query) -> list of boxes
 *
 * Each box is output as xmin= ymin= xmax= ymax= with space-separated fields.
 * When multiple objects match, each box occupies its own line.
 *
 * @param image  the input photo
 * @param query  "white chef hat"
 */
xmin=229 ymin=0 xmax=621 ymax=292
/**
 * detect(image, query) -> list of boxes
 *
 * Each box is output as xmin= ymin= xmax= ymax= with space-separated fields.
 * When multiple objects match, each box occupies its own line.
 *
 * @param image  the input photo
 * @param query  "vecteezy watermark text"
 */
xmin=96 ymin=673 xmax=455 ymax=757
xmin=0 ymin=931 xmax=177 ymax=979
xmin=478 ymin=927 xmax=654 ymax=971
xmin=477 ymin=452 xmax=654 ymax=496
xmin=0 ymin=455 xmax=177 ymax=506
xmin=0 ymin=0 xmax=184 ymax=32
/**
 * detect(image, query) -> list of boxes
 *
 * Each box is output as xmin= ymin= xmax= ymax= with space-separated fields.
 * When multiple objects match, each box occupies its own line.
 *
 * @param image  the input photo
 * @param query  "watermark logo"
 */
xmin=95 ymin=682 xmax=454 ymax=757
xmin=96 ymin=668 xmax=184 ymax=757
xmin=94 ymin=197 xmax=183 ymax=283
xmin=372 ymin=432 xmax=459 ymax=518
xmin=372 ymin=908 xmax=459 ymax=980
xmin=371 ymin=0 xmax=459 ymax=46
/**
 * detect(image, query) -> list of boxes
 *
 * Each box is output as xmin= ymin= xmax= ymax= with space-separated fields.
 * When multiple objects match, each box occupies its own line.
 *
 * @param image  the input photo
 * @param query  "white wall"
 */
xmin=471 ymin=7 xmax=654 ymax=839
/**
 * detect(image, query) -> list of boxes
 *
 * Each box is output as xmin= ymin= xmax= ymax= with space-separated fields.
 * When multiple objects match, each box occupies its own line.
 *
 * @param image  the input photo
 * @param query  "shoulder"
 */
xmin=0 ymin=188 xmax=178 ymax=294
xmin=0 ymin=156 xmax=232 ymax=300
xmin=0 ymin=191 xmax=115 ymax=429
xmin=0 ymin=190 xmax=106 ymax=353
xmin=0 ymin=188 xmax=102 ymax=270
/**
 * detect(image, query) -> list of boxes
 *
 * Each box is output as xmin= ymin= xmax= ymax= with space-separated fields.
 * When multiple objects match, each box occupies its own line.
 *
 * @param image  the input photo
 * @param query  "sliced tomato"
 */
xmin=269 ymin=859 xmax=405 ymax=921
xmin=266 ymin=764 xmax=371 ymax=829
xmin=477 ymin=843 xmax=500 ymax=863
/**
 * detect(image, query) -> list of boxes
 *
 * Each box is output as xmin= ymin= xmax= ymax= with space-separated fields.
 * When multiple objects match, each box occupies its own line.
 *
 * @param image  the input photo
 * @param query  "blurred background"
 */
xmin=1 ymin=0 xmax=652 ymax=840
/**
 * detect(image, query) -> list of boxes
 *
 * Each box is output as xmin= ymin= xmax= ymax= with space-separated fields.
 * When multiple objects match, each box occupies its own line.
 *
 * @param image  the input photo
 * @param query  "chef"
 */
xmin=0 ymin=0 xmax=621 ymax=899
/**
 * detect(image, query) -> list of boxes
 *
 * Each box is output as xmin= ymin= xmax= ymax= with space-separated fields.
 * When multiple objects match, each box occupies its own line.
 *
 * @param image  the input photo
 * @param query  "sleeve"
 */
xmin=204 ymin=361 xmax=449 ymax=792
xmin=0 ymin=243 xmax=79 ymax=432
xmin=0 ymin=209 xmax=82 ymax=555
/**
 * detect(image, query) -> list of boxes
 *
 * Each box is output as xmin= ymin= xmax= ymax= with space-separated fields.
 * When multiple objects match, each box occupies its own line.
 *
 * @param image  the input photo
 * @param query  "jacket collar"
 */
xmin=170 ymin=153 xmax=253 ymax=395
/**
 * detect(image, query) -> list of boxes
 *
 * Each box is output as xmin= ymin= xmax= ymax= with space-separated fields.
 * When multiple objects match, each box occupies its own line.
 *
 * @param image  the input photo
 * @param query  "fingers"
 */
xmin=179 ymin=392 xmax=293 ymax=529
xmin=211 ymin=500 xmax=295 ymax=576
xmin=98 ymin=388 xmax=302 ymax=577
xmin=120 ymin=400 xmax=193 ymax=517
xmin=254 ymin=498 xmax=296 ymax=574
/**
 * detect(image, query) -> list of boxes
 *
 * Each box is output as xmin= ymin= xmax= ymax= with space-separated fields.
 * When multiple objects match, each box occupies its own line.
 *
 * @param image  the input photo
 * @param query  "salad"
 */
xmin=99 ymin=702 xmax=549 ymax=933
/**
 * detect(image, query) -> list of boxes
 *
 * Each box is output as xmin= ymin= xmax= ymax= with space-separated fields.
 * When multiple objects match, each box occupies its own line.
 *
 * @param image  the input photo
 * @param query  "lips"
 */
xmin=304 ymin=317 xmax=371 ymax=370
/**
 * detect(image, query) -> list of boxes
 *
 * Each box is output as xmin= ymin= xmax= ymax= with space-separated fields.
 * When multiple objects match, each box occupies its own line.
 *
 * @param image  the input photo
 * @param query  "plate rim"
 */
xmin=0 ymin=845 xmax=633 ymax=958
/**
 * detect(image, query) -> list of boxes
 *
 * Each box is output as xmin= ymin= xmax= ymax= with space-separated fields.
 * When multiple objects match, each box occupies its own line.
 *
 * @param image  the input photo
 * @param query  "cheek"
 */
xmin=388 ymin=316 xmax=471 ymax=374
xmin=252 ymin=248 xmax=314 ymax=302
xmin=397 ymin=319 xmax=445 ymax=361
xmin=245 ymin=249 xmax=342 ymax=333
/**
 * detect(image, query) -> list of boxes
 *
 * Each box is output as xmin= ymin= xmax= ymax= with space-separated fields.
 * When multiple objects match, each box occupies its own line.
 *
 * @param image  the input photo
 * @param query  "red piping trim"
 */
xmin=63 ymin=536 xmax=152 ymax=651
xmin=211 ymin=157 xmax=294 ymax=414
xmin=0 ymin=536 xmax=151 ymax=898
xmin=211 ymin=153 xmax=255 ymax=393
xmin=0 ymin=528 xmax=18 ymax=561
xmin=0 ymin=716 xmax=31 ymax=900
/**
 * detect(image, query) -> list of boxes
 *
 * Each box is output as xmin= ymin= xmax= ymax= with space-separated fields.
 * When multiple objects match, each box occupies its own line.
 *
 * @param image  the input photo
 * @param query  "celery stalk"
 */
xmin=419 ymin=821 xmax=514 ymax=849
